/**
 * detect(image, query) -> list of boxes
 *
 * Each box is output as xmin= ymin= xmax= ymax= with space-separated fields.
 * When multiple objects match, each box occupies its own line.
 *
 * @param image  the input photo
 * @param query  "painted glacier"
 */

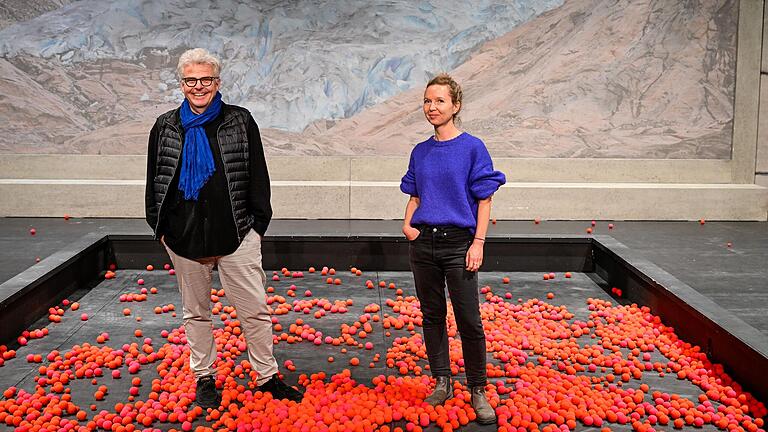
xmin=0 ymin=0 xmax=737 ymax=158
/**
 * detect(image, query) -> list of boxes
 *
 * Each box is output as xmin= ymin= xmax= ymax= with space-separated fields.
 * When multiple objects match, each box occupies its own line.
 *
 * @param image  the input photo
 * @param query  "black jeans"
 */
xmin=409 ymin=225 xmax=488 ymax=388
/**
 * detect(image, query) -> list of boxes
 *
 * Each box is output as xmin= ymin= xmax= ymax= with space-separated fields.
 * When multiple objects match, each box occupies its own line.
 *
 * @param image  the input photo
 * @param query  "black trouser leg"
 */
xmin=445 ymin=266 xmax=487 ymax=387
xmin=409 ymin=226 xmax=487 ymax=387
xmin=410 ymin=230 xmax=451 ymax=377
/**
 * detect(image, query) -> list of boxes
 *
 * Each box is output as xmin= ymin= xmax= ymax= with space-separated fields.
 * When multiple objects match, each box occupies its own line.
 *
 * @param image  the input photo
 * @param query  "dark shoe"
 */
xmin=470 ymin=385 xmax=497 ymax=425
xmin=424 ymin=376 xmax=452 ymax=406
xmin=258 ymin=374 xmax=303 ymax=402
xmin=195 ymin=375 xmax=221 ymax=409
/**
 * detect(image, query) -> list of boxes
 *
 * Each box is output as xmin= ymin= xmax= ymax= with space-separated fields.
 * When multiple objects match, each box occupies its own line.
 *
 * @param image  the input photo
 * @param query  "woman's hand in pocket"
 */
xmin=403 ymin=225 xmax=421 ymax=241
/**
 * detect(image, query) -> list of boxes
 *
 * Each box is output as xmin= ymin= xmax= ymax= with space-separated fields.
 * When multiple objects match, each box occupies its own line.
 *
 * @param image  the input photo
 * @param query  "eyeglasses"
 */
xmin=181 ymin=76 xmax=219 ymax=87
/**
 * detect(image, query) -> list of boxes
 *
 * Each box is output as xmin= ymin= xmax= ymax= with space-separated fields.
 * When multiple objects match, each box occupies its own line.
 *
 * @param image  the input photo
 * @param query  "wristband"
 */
xmin=474 ymin=237 xmax=485 ymax=242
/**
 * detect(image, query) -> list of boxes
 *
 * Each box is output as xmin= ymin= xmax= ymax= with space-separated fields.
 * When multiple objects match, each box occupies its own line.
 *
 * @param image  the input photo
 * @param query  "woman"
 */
xmin=400 ymin=73 xmax=505 ymax=425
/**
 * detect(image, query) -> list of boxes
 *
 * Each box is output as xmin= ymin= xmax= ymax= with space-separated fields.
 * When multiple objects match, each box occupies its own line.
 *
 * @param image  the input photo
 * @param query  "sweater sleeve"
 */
xmin=400 ymin=151 xmax=418 ymax=197
xmin=247 ymin=115 xmax=273 ymax=236
xmin=469 ymin=143 xmax=506 ymax=200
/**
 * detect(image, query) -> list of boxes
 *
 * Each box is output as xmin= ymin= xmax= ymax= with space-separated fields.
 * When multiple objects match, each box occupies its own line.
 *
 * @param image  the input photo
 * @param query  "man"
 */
xmin=145 ymin=47 xmax=302 ymax=408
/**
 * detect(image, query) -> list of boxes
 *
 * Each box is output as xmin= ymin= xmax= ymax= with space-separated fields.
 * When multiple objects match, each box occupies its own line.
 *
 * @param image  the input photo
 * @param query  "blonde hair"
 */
xmin=427 ymin=73 xmax=463 ymax=121
xmin=176 ymin=48 xmax=221 ymax=78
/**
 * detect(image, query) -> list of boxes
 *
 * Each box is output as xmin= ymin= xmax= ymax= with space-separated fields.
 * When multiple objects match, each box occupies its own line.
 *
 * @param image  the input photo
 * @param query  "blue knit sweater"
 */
xmin=400 ymin=132 xmax=506 ymax=231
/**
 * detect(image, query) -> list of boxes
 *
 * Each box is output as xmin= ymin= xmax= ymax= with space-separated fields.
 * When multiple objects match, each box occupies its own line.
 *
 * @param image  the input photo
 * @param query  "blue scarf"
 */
xmin=178 ymin=91 xmax=223 ymax=201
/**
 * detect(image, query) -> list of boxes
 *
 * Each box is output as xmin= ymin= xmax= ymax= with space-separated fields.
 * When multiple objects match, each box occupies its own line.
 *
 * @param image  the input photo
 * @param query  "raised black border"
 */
xmin=1 ymin=233 xmax=765 ymax=401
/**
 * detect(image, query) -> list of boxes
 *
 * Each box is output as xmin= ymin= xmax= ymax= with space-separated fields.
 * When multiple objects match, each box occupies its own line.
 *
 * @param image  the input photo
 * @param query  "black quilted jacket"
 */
xmin=145 ymin=103 xmax=271 ymax=250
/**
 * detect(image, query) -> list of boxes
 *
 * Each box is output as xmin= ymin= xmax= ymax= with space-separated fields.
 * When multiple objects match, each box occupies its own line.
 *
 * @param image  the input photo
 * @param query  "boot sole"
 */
xmin=475 ymin=416 xmax=497 ymax=425
xmin=195 ymin=400 xmax=221 ymax=409
xmin=426 ymin=394 xmax=453 ymax=406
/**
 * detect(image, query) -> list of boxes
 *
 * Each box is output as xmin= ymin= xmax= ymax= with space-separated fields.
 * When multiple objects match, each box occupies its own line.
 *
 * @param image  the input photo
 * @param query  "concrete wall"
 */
xmin=1 ymin=155 xmax=766 ymax=220
xmin=758 ymin=2 xmax=768 ymax=188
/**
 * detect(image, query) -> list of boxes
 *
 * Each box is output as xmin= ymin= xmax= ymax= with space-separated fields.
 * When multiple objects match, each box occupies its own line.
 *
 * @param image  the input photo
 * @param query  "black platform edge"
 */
xmin=0 ymin=232 xmax=109 ymax=345
xmin=592 ymin=235 xmax=768 ymax=401
xmin=106 ymin=233 xmax=596 ymax=273
xmin=1 ymin=232 xmax=766 ymax=402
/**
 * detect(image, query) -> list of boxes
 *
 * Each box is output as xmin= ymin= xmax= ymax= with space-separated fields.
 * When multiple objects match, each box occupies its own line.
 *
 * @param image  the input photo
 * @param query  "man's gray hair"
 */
xmin=177 ymin=48 xmax=221 ymax=78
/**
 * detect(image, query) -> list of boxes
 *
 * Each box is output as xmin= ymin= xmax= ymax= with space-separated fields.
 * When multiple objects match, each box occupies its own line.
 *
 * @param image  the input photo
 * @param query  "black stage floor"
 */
xmin=2 ymin=218 xmax=766 ymax=336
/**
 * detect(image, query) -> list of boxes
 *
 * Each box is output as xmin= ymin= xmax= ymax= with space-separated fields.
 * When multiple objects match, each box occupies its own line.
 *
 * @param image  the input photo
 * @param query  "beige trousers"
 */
xmin=163 ymin=229 xmax=277 ymax=385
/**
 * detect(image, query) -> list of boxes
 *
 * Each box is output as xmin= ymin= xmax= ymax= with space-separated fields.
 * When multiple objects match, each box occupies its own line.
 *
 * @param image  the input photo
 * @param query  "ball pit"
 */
xmin=0 ymin=264 xmax=765 ymax=432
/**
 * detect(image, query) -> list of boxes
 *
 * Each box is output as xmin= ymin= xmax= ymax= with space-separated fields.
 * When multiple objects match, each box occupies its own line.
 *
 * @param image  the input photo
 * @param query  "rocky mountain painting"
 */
xmin=0 ymin=0 xmax=736 ymax=158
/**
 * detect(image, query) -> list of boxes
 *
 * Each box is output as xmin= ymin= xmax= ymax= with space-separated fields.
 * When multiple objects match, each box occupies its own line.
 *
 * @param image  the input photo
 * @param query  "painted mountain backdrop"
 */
xmin=0 ymin=0 xmax=736 ymax=158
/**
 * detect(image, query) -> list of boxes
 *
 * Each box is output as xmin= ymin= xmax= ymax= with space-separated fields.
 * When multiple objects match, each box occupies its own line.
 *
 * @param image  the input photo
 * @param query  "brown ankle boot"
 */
xmin=424 ymin=376 xmax=452 ymax=406
xmin=470 ymin=385 xmax=496 ymax=425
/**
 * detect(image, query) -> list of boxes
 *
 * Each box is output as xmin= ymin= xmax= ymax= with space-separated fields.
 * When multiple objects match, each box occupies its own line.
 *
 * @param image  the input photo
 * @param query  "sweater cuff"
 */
xmin=400 ymin=181 xmax=417 ymax=196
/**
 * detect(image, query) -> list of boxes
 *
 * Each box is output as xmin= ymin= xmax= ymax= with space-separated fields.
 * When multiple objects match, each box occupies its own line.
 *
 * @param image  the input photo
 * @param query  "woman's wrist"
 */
xmin=473 ymin=237 xmax=485 ymax=243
